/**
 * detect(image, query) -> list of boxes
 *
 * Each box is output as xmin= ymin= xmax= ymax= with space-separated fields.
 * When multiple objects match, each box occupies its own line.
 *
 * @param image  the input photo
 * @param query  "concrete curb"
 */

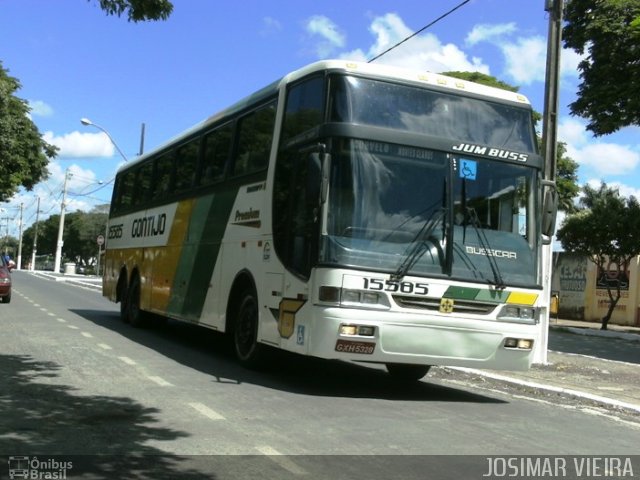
xmin=550 ymin=325 xmax=640 ymax=343
xmin=451 ymin=367 xmax=640 ymax=415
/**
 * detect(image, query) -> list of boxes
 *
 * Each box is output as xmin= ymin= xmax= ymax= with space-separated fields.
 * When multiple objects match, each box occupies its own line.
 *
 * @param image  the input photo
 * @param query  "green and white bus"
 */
xmin=103 ymin=60 xmax=557 ymax=381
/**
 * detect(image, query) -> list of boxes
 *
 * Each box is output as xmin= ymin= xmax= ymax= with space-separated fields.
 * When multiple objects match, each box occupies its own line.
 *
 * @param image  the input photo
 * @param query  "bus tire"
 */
xmin=385 ymin=364 xmax=431 ymax=382
xmin=233 ymin=290 xmax=267 ymax=368
xmin=127 ymin=275 xmax=146 ymax=328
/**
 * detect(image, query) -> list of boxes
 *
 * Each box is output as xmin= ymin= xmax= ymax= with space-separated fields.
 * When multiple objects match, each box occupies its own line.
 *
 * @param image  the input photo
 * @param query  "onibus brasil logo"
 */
xmin=8 ymin=456 xmax=73 ymax=479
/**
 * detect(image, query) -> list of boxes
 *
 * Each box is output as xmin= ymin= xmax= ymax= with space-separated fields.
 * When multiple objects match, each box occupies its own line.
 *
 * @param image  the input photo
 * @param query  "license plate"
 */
xmin=335 ymin=340 xmax=375 ymax=355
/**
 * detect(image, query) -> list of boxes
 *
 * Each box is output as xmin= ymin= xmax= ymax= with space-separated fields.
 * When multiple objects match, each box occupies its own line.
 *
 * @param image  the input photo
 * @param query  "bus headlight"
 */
xmin=318 ymin=286 xmax=390 ymax=310
xmin=498 ymin=305 xmax=538 ymax=324
xmin=504 ymin=337 xmax=534 ymax=350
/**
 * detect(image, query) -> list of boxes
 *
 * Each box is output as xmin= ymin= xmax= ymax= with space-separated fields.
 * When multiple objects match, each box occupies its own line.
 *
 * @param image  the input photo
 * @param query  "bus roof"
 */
xmin=121 ymin=60 xmax=532 ymax=171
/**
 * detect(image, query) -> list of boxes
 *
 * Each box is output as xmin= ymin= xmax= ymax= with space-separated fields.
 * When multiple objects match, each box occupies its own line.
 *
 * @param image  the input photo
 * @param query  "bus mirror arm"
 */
xmin=541 ymin=180 xmax=558 ymax=245
xmin=320 ymin=152 xmax=331 ymax=204
xmin=304 ymin=143 xmax=330 ymax=205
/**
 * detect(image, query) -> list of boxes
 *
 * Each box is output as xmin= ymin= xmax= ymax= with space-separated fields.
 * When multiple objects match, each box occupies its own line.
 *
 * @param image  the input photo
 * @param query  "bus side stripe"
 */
xmin=167 ymin=188 xmax=238 ymax=319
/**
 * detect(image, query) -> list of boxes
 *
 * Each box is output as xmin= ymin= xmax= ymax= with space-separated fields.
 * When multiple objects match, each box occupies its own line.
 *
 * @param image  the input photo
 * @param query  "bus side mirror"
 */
xmin=541 ymin=180 xmax=558 ymax=245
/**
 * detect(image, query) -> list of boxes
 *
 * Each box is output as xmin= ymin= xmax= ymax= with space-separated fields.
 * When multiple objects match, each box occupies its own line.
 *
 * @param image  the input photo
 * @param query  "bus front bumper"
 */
xmin=307 ymin=307 xmax=538 ymax=371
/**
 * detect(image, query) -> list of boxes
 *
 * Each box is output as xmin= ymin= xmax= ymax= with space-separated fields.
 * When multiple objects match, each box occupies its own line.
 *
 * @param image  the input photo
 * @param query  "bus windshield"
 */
xmin=320 ymin=139 xmax=539 ymax=288
xmin=330 ymin=75 xmax=536 ymax=154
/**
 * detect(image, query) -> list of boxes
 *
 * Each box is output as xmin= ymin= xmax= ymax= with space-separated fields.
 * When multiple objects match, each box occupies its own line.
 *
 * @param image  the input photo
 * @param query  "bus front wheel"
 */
xmin=233 ymin=291 xmax=266 ymax=368
xmin=385 ymin=363 xmax=431 ymax=382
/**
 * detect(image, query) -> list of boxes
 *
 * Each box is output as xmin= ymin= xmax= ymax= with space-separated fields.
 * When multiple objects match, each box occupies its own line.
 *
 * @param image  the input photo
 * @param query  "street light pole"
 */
xmin=53 ymin=169 xmax=71 ymax=274
xmin=80 ymin=118 xmax=129 ymax=162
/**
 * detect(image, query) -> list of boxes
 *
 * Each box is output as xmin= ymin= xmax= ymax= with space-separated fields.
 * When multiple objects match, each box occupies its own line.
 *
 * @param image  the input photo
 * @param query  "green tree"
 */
xmin=22 ymin=208 xmax=108 ymax=270
xmin=555 ymin=142 xmax=580 ymax=213
xmin=556 ymin=183 xmax=640 ymax=329
xmin=91 ymin=0 xmax=174 ymax=22
xmin=563 ymin=0 xmax=640 ymax=135
xmin=0 ymin=63 xmax=57 ymax=201
xmin=64 ymin=210 xmax=108 ymax=267
xmin=443 ymin=71 xmax=580 ymax=212
xmin=21 ymin=213 xmax=59 ymax=264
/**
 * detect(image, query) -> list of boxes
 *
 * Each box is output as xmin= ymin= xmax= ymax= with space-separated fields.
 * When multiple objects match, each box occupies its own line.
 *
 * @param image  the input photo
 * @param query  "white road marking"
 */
xmin=81 ymin=332 xmax=94 ymax=338
xmin=188 ymin=402 xmax=225 ymax=420
xmin=256 ymin=446 xmax=307 ymax=475
xmin=118 ymin=356 xmax=137 ymax=365
xmin=57 ymin=318 xmax=66 ymax=323
xmin=147 ymin=375 xmax=173 ymax=387
xmin=97 ymin=343 xmax=112 ymax=350
xmin=67 ymin=325 xmax=79 ymax=330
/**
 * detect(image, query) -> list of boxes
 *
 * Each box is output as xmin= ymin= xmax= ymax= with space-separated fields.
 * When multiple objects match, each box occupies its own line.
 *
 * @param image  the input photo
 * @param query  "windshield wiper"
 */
xmin=463 ymin=207 xmax=506 ymax=289
xmin=391 ymin=208 xmax=445 ymax=281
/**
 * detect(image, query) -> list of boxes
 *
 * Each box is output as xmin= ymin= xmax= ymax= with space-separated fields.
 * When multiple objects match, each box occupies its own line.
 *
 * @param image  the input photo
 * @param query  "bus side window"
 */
xmin=118 ymin=170 xmax=135 ymax=211
xmin=202 ymin=123 xmax=232 ymax=185
xmin=282 ymin=76 xmax=325 ymax=143
xmin=175 ymin=139 xmax=200 ymax=192
xmin=232 ymin=101 xmax=276 ymax=176
xmin=131 ymin=161 xmax=153 ymax=207
xmin=153 ymin=152 xmax=174 ymax=201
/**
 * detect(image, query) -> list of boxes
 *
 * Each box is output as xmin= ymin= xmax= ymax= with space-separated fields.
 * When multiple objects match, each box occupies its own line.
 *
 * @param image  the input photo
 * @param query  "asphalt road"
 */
xmin=549 ymin=329 xmax=640 ymax=364
xmin=2 ymin=271 xmax=639 ymax=479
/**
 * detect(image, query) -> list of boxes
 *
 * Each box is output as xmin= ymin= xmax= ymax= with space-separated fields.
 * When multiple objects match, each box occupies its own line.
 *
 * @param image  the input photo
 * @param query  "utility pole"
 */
xmin=542 ymin=0 xmax=563 ymax=181
xmin=139 ymin=122 xmax=146 ymax=156
xmin=31 ymin=197 xmax=40 ymax=271
xmin=16 ymin=203 xmax=23 ymax=270
xmin=536 ymin=0 xmax=563 ymax=365
xmin=53 ymin=169 xmax=71 ymax=274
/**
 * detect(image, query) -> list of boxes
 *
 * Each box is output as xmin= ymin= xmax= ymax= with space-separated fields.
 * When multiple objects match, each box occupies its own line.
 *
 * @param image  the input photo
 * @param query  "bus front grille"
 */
xmin=392 ymin=296 xmax=498 ymax=315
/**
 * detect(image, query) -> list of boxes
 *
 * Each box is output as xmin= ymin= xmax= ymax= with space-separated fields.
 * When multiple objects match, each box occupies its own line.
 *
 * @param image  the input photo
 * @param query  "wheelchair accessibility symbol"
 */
xmin=459 ymin=159 xmax=477 ymax=180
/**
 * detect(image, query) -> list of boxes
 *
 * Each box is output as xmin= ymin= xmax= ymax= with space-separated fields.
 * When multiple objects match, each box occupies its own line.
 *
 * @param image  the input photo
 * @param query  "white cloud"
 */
xmin=466 ymin=23 xmax=517 ymax=46
xmin=501 ymin=36 xmax=547 ymax=85
xmin=558 ymin=117 xmax=589 ymax=146
xmin=560 ymin=48 xmax=584 ymax=79
xmin=306 ymin=15 xmax=346 ymax=57
xmin=340 ymin=13 xmax=490 ymax=74
xmin=601 ymin=181 xmax=640 ymax=200
xmin=574 ymin=143 xmax=640 ymax=175
xmin=559 ymin=117 xmax=640 ymax=175
xmin=42 ymin=130 xmax=114 ymax=158
xmin=465 ymin=23 xmax=582 ymax=86
xmin=28 ymin=100 xmax=54 ymax=117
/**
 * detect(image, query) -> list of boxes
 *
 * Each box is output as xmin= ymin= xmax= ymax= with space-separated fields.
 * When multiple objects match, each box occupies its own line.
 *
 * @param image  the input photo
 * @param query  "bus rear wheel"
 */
xmin=127 ymin=275 xmax=147 ymax=328
xmin=118 ymin=275 xmax=129 ymax=323
xmin=233 ymin=290 xmax=266 ymax=368
xmin=385 ymin=364 xmax=431 ymax=382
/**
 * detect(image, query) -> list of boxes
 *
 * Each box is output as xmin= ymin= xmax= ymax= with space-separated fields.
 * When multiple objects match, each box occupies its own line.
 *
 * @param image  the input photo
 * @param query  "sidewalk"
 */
xmin=459 ymin=318 xmax=640 ymax=415
xmin=26 ymin=269 xmax=102 ymax=290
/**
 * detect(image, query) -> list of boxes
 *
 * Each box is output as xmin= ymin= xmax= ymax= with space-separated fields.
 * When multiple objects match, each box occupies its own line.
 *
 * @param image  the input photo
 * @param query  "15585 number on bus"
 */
xmin=362 ymin=278 xmax=429 ymax=295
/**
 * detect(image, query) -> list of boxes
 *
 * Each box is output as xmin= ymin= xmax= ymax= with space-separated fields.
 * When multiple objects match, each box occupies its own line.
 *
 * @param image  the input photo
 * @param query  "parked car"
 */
xmin=0 ymin=255 xmax=13 ymax=303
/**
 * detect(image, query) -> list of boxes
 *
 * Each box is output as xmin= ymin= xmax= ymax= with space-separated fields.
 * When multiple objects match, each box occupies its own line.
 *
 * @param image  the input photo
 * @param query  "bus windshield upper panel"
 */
xmin=329 ymin=75 xmax=536 ymax=154
xmin=320 ymin=140 xmax=539 ymax=288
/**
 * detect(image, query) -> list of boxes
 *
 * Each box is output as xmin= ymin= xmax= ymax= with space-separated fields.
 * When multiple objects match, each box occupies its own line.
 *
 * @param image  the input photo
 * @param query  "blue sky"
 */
xmin=1 ymin=0 xmax=639 ymax=242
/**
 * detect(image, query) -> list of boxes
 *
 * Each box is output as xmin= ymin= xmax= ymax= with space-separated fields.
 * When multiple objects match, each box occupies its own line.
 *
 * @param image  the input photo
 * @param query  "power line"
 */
xmin=367 ymin=0 xmax=472 ymax=64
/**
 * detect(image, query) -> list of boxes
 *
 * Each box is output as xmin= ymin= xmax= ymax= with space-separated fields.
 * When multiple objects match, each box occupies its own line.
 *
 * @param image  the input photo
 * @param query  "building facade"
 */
xmin=551 ymin=252 xmax=640 ymax=327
